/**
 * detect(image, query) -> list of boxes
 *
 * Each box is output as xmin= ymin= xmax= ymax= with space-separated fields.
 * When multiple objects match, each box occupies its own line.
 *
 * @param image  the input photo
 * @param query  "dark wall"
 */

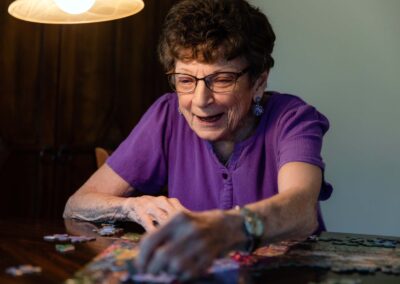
xmin=0 ymin=0 xmax=177 ymax=219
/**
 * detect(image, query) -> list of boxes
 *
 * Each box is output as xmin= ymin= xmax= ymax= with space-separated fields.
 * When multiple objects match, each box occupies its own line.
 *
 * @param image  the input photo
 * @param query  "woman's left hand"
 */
xmin=135 ymin=209 xmax=246 ymax=280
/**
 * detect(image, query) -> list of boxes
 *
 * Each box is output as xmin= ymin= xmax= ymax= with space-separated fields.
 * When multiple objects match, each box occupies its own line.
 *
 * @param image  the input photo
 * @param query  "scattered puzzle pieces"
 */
xmin=230 ymin=251 xmax=258 ymax=266
xmin=121 ymin=232 xmax=141 ymax=242
xmin=5 ymin=264 xmax=42 ymax=276
xmin=94 ymin=224 xmax=123 ymax=236
xmin=56 ymin=244 xmax=75 ymax=253
xmin=44 ymin=234 xmax=96 ymax=243
xmin=44 ymin=234 xmax=69 ymax=242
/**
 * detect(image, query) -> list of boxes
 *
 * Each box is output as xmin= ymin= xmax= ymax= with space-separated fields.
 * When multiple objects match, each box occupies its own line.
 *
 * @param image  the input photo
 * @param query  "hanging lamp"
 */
xmin=8 ymin=0 xmax=145 ymax=24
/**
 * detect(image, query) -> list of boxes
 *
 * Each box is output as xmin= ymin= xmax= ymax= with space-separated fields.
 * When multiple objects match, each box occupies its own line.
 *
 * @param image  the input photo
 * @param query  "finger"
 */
xmin=179 ymin=255 xmax=213 ymax=281
xmin=154 ymin=196 xmax=180 ymax=216
xmin=161 ymin=220 xmax=207 ymax=274
xmin=166 ymin=236 xmax=214 ymax=280
xmin=154 ymin=197 xmax=188 ymax=217
xmin=164 ymin=215 xmax=224 ymax=278
xmin=146 ymin=234 xmax=193 ymax=276
xmin=125 ymin=198 xmax=158 ymax=231
xmin=146 ymin=207 xmax=169 ymax=226
xmin=146 ymin=245 xmax=171 ymax=275
xmin=138 ymin=214 xmax=192 ymax=274
xmin=139 ymin=213 xmax=157 ymax=232
xmin=135 ymin=222 xmax=173 ymax=272
xmin=169 ymin=198 xmax=189 ymax=212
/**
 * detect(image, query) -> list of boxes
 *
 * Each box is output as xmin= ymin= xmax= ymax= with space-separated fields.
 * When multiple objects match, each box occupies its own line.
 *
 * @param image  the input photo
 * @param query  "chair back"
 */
xmin=95 ymin=147 xmax=110 ymax=168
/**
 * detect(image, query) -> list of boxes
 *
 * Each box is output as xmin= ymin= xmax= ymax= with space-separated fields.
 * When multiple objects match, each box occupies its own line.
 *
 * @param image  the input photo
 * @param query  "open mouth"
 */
xmin=196 ymin=113 xmax=224 ymax=123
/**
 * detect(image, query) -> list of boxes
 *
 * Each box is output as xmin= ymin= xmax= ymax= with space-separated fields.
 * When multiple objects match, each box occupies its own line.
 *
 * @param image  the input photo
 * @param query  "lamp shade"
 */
xmin=8 ymin=0 xmax=145 ymax=24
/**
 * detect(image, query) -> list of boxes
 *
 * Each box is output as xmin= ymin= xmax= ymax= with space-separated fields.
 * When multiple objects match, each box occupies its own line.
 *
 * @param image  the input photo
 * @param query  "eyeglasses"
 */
xmin=167 ymin=67 xmax=249 ymax=94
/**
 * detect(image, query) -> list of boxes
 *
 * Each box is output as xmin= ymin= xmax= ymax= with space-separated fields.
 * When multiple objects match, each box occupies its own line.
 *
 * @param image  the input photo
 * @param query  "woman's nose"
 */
xmin=192 ymin=80 xmax=214 ymax=107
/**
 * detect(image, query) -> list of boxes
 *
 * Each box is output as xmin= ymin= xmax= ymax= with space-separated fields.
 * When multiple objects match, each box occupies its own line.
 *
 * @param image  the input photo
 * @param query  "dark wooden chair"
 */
xmin=94 ymin=147 xmax=110 ymax=168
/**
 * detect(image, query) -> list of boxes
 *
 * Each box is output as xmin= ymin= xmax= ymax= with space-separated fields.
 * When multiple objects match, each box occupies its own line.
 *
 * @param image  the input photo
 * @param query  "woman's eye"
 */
xmin=177 ymin=77 xmax=194 ymax=84
xmin=214 ymin=75 xmax=235 ymax=84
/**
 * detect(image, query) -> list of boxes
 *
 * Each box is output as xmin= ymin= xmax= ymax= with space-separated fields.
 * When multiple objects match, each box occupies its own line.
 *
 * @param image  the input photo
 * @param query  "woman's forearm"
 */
xmin=63 ymin=190 xmax=132 ymax=222
xmin=63 ymin=164 xmax=139 ymax=222
xmin=244 ymin=162 xmax=322 ymax=245
xmin=244 ymin=189 xmax=318 ymax=245
xmin=63 ymin=188 xmax=188 ymax=231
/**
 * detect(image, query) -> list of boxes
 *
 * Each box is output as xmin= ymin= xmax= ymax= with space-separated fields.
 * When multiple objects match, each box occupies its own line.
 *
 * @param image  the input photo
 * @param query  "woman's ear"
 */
xmin=252 ymin=70 xmax=269 ymax=99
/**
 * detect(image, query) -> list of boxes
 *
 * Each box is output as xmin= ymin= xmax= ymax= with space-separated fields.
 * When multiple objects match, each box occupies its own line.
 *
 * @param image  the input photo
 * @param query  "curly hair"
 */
xmin=158 ymin=0 xmax=276 ymax=80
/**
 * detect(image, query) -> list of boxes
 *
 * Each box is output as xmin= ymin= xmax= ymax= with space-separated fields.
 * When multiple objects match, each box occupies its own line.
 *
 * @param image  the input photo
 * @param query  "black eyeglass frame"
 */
xmin=167 ymin=67 xmax=250 ymax=94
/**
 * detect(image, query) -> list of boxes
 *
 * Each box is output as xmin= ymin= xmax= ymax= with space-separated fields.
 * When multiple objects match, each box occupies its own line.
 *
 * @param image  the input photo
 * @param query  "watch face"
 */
xmin=253 ymin=217 xmax=264 ymax=237
xmin=242 ymin=208 xmax=264 ymax=238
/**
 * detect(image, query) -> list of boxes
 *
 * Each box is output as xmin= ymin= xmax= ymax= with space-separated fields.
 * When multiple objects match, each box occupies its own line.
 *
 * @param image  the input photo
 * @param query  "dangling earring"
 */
xmin=252 ymin=96 xmax=264 ymax=117
xmin=178 ymin=107 xmax=183 ymax=116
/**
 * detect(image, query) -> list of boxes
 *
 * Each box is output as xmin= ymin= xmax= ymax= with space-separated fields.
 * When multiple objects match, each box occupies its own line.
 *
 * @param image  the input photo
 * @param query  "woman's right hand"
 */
xmin=123 ymin=196 xmax=188 ymax=232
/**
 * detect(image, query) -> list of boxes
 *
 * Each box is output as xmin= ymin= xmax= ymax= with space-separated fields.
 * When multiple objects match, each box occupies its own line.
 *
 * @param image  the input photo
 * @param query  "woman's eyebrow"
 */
xmin=175 ymin=67 xmax=238 ymax=74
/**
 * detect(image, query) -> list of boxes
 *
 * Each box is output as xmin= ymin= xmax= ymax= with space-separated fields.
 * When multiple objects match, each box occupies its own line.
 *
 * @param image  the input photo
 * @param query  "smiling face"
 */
xmin=175 ymin=57 xmax=264 ymax=142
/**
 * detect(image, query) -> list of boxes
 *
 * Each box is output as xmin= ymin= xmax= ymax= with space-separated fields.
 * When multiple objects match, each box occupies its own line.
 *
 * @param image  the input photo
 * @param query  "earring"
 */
xmin=252 ymin=96 xmax=264 ymax=117
xmin=178 ymin=107 xmax=183 ymax=116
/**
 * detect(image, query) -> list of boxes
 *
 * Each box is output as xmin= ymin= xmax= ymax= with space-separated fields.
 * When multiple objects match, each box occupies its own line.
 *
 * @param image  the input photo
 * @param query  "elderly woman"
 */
xmin=64 ymin=0 xmax=332 ymax=279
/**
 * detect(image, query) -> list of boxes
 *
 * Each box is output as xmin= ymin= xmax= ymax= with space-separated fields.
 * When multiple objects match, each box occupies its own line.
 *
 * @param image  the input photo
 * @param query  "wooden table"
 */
xmin=0 ymin=218 xmax=108 ymax=283
xmin=0 ymin=218 xmax=399 ymax=283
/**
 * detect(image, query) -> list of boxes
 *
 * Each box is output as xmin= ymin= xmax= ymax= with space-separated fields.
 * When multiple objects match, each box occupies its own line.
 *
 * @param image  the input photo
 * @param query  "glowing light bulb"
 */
xmin=54 ymin=0 xmax=96 ymax=15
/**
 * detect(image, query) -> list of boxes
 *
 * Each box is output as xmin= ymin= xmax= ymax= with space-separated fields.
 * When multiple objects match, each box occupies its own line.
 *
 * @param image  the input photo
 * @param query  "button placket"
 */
xmin=220 ymin=169 xmax=233 ymax=209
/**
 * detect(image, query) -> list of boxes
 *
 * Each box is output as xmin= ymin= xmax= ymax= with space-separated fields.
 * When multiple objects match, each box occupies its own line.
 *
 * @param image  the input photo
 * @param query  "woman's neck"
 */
xmin=211 ymin=92 xmax=269 ymax=164
xmin=212 ymin=112 xmax=258 ymax=165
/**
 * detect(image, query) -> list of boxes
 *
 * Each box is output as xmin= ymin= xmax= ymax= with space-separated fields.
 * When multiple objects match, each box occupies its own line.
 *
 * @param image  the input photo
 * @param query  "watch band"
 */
xmin=238 ymin=206 xmax=264 ymax=252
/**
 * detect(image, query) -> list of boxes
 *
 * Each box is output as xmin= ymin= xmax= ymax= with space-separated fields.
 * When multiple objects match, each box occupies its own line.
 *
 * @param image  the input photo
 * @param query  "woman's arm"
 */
xmin=135 ymin=161 xmax=321 ymax=278
xmin=246 ymin=161 xmax=321 ymax=244
xmin=63 ymin=164 xmax=186 ymax=231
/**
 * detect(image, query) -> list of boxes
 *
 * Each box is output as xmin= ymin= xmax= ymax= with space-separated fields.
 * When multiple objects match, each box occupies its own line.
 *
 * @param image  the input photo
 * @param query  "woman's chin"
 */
xmin=193 ymin=128 xmax=226 ymax=142
xmin=187 ymin=115 xmax=226 ymax=141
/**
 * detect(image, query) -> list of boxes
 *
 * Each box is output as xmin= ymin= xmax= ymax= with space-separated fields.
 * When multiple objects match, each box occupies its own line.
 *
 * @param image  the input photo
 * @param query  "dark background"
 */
xmin=0 ymin=0 xmax=178 ymax=219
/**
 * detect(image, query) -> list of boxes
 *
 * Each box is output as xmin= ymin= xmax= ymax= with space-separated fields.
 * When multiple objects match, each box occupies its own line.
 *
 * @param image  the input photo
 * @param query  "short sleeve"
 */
xmin=106 ymin=94 xmax=174 ymax=194
xmin=277 ymin=99 xmax=333 ymax=200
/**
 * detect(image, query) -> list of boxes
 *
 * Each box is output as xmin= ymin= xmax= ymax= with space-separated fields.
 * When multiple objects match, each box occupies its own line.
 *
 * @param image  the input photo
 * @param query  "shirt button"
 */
xmin=222 ymin=173 xmax=228 ymax=179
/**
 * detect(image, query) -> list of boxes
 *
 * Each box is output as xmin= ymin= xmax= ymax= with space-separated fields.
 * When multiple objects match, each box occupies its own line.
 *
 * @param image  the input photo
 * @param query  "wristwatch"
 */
xmin=239 ymin=207 xmax=264 ymax=252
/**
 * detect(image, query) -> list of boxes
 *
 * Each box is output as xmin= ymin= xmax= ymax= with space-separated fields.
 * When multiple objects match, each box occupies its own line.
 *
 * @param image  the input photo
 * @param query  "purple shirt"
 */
xmin=108 ymin=92 xmax=333 ymax=231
